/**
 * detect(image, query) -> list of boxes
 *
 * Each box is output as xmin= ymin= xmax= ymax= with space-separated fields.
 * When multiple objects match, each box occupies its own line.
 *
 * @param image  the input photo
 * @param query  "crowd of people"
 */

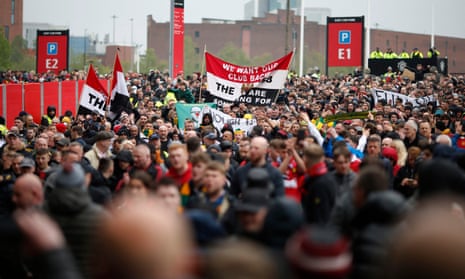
xmin=1 ymin=60 xmax=465 ymax=279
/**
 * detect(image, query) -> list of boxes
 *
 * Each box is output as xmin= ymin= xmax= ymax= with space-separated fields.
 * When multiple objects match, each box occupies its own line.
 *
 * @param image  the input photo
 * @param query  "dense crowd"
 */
xmin=1 ymin=62 xmax=465 ymax=279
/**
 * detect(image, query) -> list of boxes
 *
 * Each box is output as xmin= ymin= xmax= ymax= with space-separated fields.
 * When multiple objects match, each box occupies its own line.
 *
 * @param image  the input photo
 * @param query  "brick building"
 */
xmin=0 ymin=0 xmax=23 ymax=41
xmin=147 ymin=9 xmax=465 ymax=74
xmin=103 ymin=45 xmax=135 ymax=68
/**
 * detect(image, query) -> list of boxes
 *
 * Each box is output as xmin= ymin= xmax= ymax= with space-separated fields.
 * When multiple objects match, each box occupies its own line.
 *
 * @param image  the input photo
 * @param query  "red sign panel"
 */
xmin=172 ymin=0 xmax=184 ymax=78
xmin=36 ymin=30 xmax=69 ymax=74
xmin=326 ymin=17 xmax=364 ymax=68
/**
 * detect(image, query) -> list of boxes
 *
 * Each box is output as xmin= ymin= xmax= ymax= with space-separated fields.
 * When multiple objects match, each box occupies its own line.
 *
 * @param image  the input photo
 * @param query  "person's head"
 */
xmin=235 ymin=188 xmax=270 ymax=234
xmin=404 ymin=120 xmax=418 ymax=140
xmin=7 ymin=132 xmax=24 ymax=151
xmin=68 ymin=141 xmax=84 ymax=160
xmin=12 ymin=153 xmax=25 ymax=175
xmin=20 ymin=157 xmax=36 ymax=175
xmin=302 ymin=143 xmax=325 ymax=169
xmin=95 ymin=198 xmax=194 ymax=279
xmin=35 ymin=148 xmax=50 ymax=170
xmin=383 ymin=198 xmax=465 ymax=279
xmin=95 ymin=131 xmax=113 ymax=152
xmin=126 ymin=170 xmax=153 ymax=199
xmin=133 ymin=144 xmax=152 ymax=169
xmin=382 ymin=137 xmax=393 ymax=148
xmin=248 ymin=136 xmax=269 ymax=165
xmin=366 ymin=135 xmax=382 ymax=156
xmin=12 ymin=173 xmax=44 ymax=209
xmin=419 ymin=121 xmax=432 ymax=138
xmin=436 ymin=134 xmax=452 ymax=147
xmin=222 ymin=130 xmax=234 ymax=142
xmin=190 ymin=151 xmax=211 ymax=185
xmin=168 ymin=143 xmax=189 ymax=173
xmin=332 ymin=146 xmax=352 ymax=175
xmin=204 ymin=162 xmax=227 ymax=198
xmin=153 ymin=177 xmax=181 ymax=213
xmin=406 ymin=146 xmax=421 ymax=167
xmin=158 ymin=125 xmax=169 ymax=140
xmin=352 ymin=165 xmax=388 ymax=208
xmin=238 ymin=137 xmax=250 ymax=160
xmin=269 ymin=139 xmax=287 ymax=161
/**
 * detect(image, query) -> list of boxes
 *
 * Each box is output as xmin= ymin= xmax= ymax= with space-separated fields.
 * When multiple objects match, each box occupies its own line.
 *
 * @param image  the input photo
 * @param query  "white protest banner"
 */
xmin=371 ymin=88 xmax=437 ymax=107
xmin=205 ymin=52 xmax=293 ymax=106
xmin=201 ymin=107 xmax=256 ymax=135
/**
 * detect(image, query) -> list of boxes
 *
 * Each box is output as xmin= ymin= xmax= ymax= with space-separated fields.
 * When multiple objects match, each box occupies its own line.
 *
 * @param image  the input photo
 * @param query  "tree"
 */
xmin=10 ymin=36 xmax=34 ymax=71
xmin=217 ymin=42 xmax=249 ymax=65
xmin=139 ymin=48 xmax=158 ymax=73
xmin=0 ymin=28 xmax=11 ymax=70
xmin=183 ymin=36 xmax=201 ymax=75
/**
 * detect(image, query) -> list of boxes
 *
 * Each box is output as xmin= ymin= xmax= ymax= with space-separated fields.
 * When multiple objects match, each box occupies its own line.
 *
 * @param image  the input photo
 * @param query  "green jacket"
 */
xmin=169 ymin=88 xmax=195 ymax=103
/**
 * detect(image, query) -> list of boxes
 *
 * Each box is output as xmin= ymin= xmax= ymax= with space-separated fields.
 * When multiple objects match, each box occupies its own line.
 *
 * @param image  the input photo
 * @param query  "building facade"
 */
xmin=147 ymin=9 xmax=465 ymax=74
xmin=0 ymin=0 xmax=23 ymax=41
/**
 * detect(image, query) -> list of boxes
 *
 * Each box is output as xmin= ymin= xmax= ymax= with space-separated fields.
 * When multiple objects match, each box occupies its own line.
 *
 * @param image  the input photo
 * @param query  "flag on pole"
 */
xmin=108 ymin=52 xmax=131 ymax=120
xmin=77 ymin=64 xmax=109 ymax=117
xmin=205 ymin=51 xmax=293 ymax=106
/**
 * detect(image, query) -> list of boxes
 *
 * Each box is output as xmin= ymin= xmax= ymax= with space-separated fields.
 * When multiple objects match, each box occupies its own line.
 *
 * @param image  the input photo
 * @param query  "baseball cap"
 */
xmin=149 ymin=133 xmax=160 ymax=140
xmin=204 ymin=133 xmax=216 ymax=140
xmin=235 ymin=188 xmax=270 ymax=213
xmin=20 ymin=157 xmax=35 ymax=168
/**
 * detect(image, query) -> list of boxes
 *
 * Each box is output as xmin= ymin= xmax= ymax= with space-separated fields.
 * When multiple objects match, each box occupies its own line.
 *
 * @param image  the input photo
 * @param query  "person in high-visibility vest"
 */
xmin=399 ymin=49 xmax=410 ymax=58
xmin=427 ymin=47 xmax=440 ymax=58
xmin=370 ymin=47 xmax=384 ymax=59
xmin=411 ymin=47 xmax=424 ymax=59
xmin=383 ymin=48 xmax=398 ymax=59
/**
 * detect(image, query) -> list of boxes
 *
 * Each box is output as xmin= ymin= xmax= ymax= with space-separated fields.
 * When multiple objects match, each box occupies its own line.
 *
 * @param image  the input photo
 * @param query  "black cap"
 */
xmin=94 ymin=131 xmax=113 ymax=142
xmin=116 ymin=150 xmax=133 ymax=163
xmin=220 ymin=140 xmax=233 ymax=150
xmin=235 ymin=188 xmax=270 ymax=213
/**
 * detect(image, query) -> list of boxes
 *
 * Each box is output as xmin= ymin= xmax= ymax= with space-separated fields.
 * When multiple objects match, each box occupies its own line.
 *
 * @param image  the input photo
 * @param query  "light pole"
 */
xmin=112 ymin=15 xmax=118 ymax=44
xmin=130 ymin=18 xmax=134 ymax=71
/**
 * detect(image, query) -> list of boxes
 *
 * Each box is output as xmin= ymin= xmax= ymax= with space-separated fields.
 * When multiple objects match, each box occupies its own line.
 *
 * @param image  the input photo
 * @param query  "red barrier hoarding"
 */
xmin=171 ymin=0 xmax=184 ymax=78
xmin=36 ymin=30 xmax=69 ymax=75
xmin=326 ymin=17 xmax=364 ymax=69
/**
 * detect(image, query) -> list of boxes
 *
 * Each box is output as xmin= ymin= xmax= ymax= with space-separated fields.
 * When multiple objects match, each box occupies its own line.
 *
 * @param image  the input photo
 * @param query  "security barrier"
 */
xmin=0 ymin=80 xmax=111 ymax=128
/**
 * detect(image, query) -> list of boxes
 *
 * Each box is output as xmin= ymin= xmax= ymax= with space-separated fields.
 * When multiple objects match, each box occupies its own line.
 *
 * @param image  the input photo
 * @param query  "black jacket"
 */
xmin=229 ymin=161 xmax=285 ymax=198
xmin=351 ymin=190 xmax=408 ymax=279
xmin=301 ymin=172 xmax=337 ymax=225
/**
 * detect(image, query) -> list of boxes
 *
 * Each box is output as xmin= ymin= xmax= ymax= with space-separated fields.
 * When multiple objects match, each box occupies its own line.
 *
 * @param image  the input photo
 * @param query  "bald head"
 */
xmin=95 ymin=198 xmax=194 ymax=279
xmin=133 ymin=144 xmax=151 ymax=169
xmin=12 ymin=174 xmax=44 ymax=209
xmin=249 ymin=137 xmax=269 ymax=165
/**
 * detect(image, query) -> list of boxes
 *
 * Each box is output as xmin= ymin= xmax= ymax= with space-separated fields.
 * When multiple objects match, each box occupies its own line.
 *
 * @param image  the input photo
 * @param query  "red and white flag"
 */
xmin=108 ymin=53 xmax=131 ymax=120
xmin=77 ymin=64 xmax=109 ymax=116
xmin=205 ymin=52 xmax=293 ymax=106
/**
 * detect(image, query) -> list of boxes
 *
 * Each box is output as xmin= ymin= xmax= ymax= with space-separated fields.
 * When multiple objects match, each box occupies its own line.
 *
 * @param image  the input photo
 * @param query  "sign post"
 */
xmin=36 ymin=30 xmax=69 ymax=75
xmin=326 ymin=17 xmax=364 ymax=75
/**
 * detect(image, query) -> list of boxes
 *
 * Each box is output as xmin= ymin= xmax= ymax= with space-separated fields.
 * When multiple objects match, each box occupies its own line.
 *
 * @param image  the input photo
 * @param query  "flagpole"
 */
xmin=299 ymin=0 xmax=304 ymax=77
xmin=198 ymin=44 xmax=207 ymax=103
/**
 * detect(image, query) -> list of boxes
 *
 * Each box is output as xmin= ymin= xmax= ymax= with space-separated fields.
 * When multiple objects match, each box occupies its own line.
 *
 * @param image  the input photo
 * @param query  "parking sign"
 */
xmin=47 ymin=42 xmax=58 ymax=55
xmin=339 ymin=31 xmax=351 ymax=44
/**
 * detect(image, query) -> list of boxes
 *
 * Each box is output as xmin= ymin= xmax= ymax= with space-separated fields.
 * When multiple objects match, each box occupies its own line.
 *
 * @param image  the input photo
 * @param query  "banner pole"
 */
xmin=198 ymin=44 xmax=207 ymax=103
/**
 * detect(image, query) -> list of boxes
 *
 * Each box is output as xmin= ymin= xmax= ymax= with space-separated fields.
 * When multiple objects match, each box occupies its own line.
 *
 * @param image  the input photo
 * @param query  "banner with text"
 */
xmin=371 ymin=88 xmax=437 ymax=107
xmin=175 ymin=103 xmax=256 ymax=134
xmin=175 ymin=103 xmax=216 ymax=131
xmin=205 ymin=51 xmax=293 ymax=106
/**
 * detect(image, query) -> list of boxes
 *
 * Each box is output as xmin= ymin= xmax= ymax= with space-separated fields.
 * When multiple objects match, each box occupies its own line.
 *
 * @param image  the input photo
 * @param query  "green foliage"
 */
xmin=0 ymin=28 xmax=11 ymax=70
xmin=140 ymin=48 xmax=158 ymax=73
xmin=217 ymin=42 xmax=249 ymax=65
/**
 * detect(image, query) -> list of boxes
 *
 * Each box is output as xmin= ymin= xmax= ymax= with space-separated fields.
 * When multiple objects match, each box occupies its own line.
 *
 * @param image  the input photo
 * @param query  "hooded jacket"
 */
xmin=46 ymin=187 xmax=105 ymax=279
